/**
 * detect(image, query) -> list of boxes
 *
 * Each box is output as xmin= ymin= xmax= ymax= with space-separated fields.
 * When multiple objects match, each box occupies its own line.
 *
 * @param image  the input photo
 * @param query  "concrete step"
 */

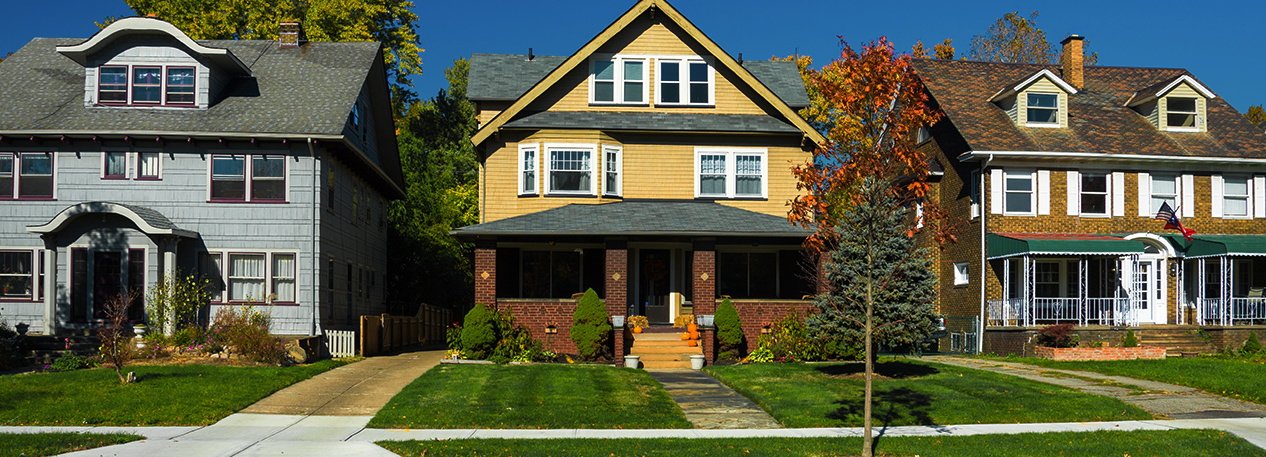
xmin=632 ymin=339 xmax=693 ymax=347
xmin=633 ymin=333 xmax=691 ymax=341
xmin=641 ymin=360 xmax=692 ymax=369
xmin=631 ymin=353 xmax=694 ymax=362
xmin=630 ymin=346 xmax=703 ymax=355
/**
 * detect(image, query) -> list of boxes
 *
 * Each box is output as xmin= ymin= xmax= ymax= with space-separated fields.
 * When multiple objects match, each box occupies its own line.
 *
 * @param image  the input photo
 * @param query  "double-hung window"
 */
xmin=103 ymin=152 xmax=161 ymax=180
xmin=97 ymin=65 xmax=197 ymax=106
xmin=695 ymin=148 xmax=766 ymax=199
xmin=132 ymin=66 xmax=163 ymax=104
xmin=0 ymin=251 xmax=33 ymax=300
xmin=603 ymin=146 xmax=621 ymax=197
xmin=1003 ymin=169 xmax=1035 ymax=215
xmin=221 ymin=252 xmax=296 ymax=303
xmin=272 ymin=254 xmax=296 ymax=303
xmin=210 ymin=154 xmax=286 ymax=202
xmin=546 ymin=145 xmax=595 ymax=195
xmin=1224 ymin=175 xmax=1251 ymax=217
xmin=590 ymin=56 xmax=646 ymax=105
xmin=1150 ymin=174 xmax=1178 ymax=214
xmin=227 ymin=253 xmax=266 ymax=302
xmin=3 ymin=153 xmax=55 ymax=199
xmin=1167 ymin=97 xmax=1198 ymax=130
xmin=103 ymin=152 xmax=127 ymax=179
xmin=658 ymin=58 xmax=712 ymax=105
xmin=99 ymin=66 xmax=129 ymax=103
xmin=1026 ymin=93 xmax=1059 ymax=126
xmin=519 ymin=143 xmax=538 ymax=195
xmin=166 ymin=67 xmax=195 ymax=104
xmin=1080 ymin=173 xmax=1108 ymax=216
xmin=138 ymin=152 xmax=160 ymax=179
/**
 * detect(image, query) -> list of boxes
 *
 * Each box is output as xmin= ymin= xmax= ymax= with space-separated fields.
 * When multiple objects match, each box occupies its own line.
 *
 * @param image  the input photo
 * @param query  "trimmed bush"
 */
xmin=1122 ymin=329 xmax=1139 ymax=348
xmin=1245 ymin=332 xmax=1262 ymax=354
xmin=715 ymin=298 xmax=743 ymax=357
xmin=462 ymin=304 xmax=497 ymax=360
xmin=570 ymin=289 xmax=611 ymax=361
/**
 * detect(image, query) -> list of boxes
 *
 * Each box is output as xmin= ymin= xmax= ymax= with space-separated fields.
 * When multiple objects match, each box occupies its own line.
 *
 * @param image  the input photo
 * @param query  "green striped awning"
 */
xmin=987 ymin=233 xmax=1146 ymax=260
xmin=1181 ymin=234 xmax=1266 ymax=259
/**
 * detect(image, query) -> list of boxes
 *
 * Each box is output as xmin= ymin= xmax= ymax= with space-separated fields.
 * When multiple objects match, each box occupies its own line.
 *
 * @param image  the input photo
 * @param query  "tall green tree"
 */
xmin=969 ymin=11 xmax=1098 ymax=65
xmin=386 ymin=58 xmax=479 ymax=313
xmin=1246 ymin=105 xmax=1266 ymax=127
xmin=122 ymin=0 xmax=423 ymax=108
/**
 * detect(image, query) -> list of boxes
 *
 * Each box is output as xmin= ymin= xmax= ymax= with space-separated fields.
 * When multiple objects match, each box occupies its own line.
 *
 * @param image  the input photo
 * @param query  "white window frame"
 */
xmin=1079 ymin=172 xmax=1110 ymax=217
xmin=1025 ymin=92 xmax=1060 ymax=128
xmin=953 ymin=261 xmax=969 ymax=286
xmin=211 ymin=251 xmax=299 ymax=305
xmin=1223 ymin=174 xmax=1252 ymax=218
xmin=1165 ymin=97 xmax=1199 ymax=132
xmin=603 ymin=145 xmax=622 ymax=197
xmin=518 ymin=143 xmax=539 ymax=196
xmin=544 ymin=143 xmax=597 ymax=196
xmin=589 ymin=55 xmax=648 ymax=105
xmin=657 ymin=57 xmax=714 ymax=106
xmin=1149 ymin=173 xmax=1178 ymax=215
xmin=694 ymin=148 xmax=767 ymax=199
xmin=1002 ymin=169 xmax=1036 ymax=216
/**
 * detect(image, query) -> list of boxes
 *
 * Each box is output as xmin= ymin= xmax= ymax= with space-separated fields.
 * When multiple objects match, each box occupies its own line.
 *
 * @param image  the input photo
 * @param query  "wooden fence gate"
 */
xmin=359 ymin=304 xmax=452 ymax=357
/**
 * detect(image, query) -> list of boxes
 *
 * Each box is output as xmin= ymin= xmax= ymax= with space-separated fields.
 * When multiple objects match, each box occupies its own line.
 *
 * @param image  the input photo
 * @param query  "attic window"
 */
xmin=1026 ymin=93 xmax=1059 ymax=126
xmin=590 ymin=56 xmax=646 ymax=105
xmin=96 ymin=65 xmax=197 ymax=107
xmin=658 ymin=58 xmax=712 ymax=106
xmin=1167 ymin=97 xmax=1198 ymax=131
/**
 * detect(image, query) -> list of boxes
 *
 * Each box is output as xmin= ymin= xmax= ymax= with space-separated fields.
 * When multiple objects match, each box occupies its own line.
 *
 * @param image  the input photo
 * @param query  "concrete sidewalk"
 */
xmin=241 ymin=348 xmax=445 ymax=416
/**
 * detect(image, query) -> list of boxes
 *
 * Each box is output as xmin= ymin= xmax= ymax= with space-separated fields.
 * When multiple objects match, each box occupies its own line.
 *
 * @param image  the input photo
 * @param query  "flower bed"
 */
xmin=1034 ymin=346 xmax=1166 ymax=361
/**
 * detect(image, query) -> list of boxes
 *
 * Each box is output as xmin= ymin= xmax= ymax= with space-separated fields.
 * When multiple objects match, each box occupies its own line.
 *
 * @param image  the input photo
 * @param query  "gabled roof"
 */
xmin=912 ymin=59 xmax=1266 ymax=160
xmin=451 ymin=200 xmax=811 ymax=239
xmin=1125 ymin=74 xmax=1216 ymax=107
xmin=469 ymin=0 xmax=825 ymax=147
xmin=988 ymin=68 xmax=1077 ymax=102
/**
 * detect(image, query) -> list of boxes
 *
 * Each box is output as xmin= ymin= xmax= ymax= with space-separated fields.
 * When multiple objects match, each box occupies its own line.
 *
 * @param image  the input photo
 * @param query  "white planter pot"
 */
xmin=624 ymin=355 xmax=640 ymax=369
xmin=690 ymin=355 xmax=705 ymax=370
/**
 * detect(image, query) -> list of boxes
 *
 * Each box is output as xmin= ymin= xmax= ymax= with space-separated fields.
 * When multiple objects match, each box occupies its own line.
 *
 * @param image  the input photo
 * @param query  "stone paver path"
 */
xmin=242 ymin=348 xmax=444 ymax=416
xmin=647 ymin=369 xmax=781 ymax=429
xmin=926 ymin=356 xmax=1266 ymax=419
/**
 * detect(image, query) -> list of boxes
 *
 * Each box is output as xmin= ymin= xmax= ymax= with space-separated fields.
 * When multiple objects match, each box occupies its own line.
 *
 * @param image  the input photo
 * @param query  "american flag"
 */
xmin=1154 ymin=201 xmax=1195 ymax=241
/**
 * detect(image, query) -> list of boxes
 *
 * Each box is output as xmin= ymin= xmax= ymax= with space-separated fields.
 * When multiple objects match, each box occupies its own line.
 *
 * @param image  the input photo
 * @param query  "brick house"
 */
xmin=452 ymin=0 xmax=826 ymax=361
xmin=914 ymin=36 xmax=1266 ymax=355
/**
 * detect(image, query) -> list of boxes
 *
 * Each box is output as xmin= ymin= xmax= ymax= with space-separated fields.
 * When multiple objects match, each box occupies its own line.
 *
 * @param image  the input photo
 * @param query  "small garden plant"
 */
xmin=1244 ymin=332 xmax=1262 ymax=355
xmin=451 ymin=306 xmax=553 ymax=363
xmin=1122 ymin=329 xmax=1139 ymax=348
xmin=1035 ymin=323 xmax=1078 ymax=348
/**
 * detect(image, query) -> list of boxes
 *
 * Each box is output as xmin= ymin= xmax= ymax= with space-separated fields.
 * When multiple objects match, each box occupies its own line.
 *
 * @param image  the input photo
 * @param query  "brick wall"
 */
xmin=497 ymin=300 xmax=581 ymax=356
xmin=474 ymin=242 xmax=497 ymax=308
xmin=692 ymin=250 xmax=716 ymax=315
xmin=729 ymin=299 xmax=817 ymax=354
xmin=1203 ymin=326 xmax=1266 ymax=352
xmin=605 ymin=248 xmax=628 ymax=358
xmin=1034 ymin=346 xmax=1165 ymax=361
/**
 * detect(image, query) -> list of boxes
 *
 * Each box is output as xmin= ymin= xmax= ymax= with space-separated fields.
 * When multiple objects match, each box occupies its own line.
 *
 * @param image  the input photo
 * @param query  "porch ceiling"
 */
xmin=987 ymin=233 xmax=1145 ymax=260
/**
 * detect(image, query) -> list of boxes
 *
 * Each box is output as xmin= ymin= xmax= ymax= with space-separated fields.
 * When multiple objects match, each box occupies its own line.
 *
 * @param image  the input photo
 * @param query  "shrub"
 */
xmin=570 ymin=289 xmax=611 ymax=361
xmin=461 ymin=304 xmax=498 ymax=359
xmin=446 ymin=322 xmax=464 ymax=351
xmin=1244 ymin=332 xmax=1263 ymax=355
xmin=822 ymin=338 xmax=861 ymax=360
xmin=1121 ymin=330 xmax=1139 ymax=348
xmin=751 ymin=312 xmax=822 ymax=362
xmin=715 ymin=299 xmax=744 ymax=357
xmin=48 ymin=352 xmax=96 ymax=372
xmin=1034 ymin=324 xmax=1077 ymax=348
xmin=0 ymin=317 xmax=27 ymax=371
xmin=146 ymin=272 xmax=212 ymax=333
xmin=206 ymin=306 xmax=288 ymax=364
xmin=97 ymin=291 xmax=136 ymax=383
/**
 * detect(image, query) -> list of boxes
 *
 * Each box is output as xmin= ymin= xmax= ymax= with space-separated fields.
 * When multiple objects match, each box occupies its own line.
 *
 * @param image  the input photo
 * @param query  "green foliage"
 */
xmin=0 ymin=432 xmax=143 ymax=456
xmin=49 ymin=352 xmax=97 ymax=372
xmin=1245 ymin=332 xmax=1262 ymax=355
xmin=807 ymin=178 xmax=941 ymax=353
xmin=752 ymin=312 xmax=822 ymax=362
xmin=715 ymin=299 xmax=744 ymax=355
xmin=146 ymin=272 xmax=212 ymax=333
xmin=489 ymin=308 xmax=549 ymax=364
xmin=570 ymin=289 xmax=612 ymax=361
xmin=206 ymin=307 xmax=288 ymax=364
xmin=387 ymin=59 xmax=480 ymax=313
xmin=0 ymin=318 xmax=28 ymax=371
xmin=446 ymin=322 xmax=463 ymax=351
xmin=1035 ymin=324 xmax=1078 ymax=348
xmin=461 ymin=304 xmax=497 ymax=359
xmin=1122 ymin=330 xmax=1139 ymax=348
xmin=97 ymin=291 xmax=136 ymax=383
xmin=1247 ymin=105 xmax=1266 ymax=127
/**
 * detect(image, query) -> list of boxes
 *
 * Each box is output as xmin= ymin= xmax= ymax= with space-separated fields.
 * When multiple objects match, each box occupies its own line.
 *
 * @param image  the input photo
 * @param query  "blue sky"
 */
xmin=3 ymin=0 xmax=1264 ymax=112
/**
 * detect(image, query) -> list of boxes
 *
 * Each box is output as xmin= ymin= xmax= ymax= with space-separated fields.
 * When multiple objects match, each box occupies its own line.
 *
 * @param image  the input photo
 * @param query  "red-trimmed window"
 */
xmin=251 ymin=155 xmax=285 ymax=200
xmin=138 ymin=152 xmax=160 ymax=179
xmin=132 ymin=66 xmax=163 ymax=104
xmin=0 ymin=251 xmax=33 ymax=301
xmin=165 ymin=67 xmax=195 ymax=105
xmin=0 ymin=153 xmax=12 ymax=198
xmin=98 ymin=66 xmax=128 ymax=103
xmin=211 ymin=154 xmax=286 ymax=202
xmin=228 ymin=253 xmax=266 ymax=302
xmin=272 ymin=253 xmax=295 ymax=303
xmin=211 ymin=155 xmax=246 ymax=200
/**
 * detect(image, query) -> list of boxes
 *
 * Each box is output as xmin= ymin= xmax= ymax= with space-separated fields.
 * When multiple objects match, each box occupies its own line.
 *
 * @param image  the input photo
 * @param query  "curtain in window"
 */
xmin=229 ymin=254 xmax=265 ymax=301
xmin=735 ymin=155 xmax=761 ymax=196
xmin=699 ymin=154 xmax=726 ymax=195
xmin=550 ymin=150 xmax=590 ymax=192
xmin=623 ymin=60 xmax=643 ymax=103
xmin=106 ymin=152 xmax=127 ymax=177
xmin=272 ymin=254 xmax=295 ymax=302
xmin=99 ymin=67 xmax=128 ymax=102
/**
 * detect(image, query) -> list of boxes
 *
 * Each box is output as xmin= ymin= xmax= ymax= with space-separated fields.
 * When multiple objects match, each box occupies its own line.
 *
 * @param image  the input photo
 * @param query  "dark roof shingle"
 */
xmin=452 ymin=201 xmax=810 ymax=238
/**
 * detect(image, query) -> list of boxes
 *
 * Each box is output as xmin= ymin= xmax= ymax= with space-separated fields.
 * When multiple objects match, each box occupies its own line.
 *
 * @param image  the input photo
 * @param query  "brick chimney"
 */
xmin=279 ymin=21 xmax=305 ymax=49
xmin=1060 ymin=35 xmax=1084 ymax=90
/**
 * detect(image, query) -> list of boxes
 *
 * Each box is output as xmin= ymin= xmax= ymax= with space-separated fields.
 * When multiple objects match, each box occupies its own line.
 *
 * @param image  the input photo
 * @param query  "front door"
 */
xmin=1133 ymin=257 xmax=1167 ymax=324
xmin=638 ymin=249 xmax=671 ymax=323
xmin=92 ymin=251 xmax=122 ymax=319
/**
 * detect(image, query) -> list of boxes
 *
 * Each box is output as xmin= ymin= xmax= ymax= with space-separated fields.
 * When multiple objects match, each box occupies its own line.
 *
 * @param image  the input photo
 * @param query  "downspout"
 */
xmin=308 ymin=138 xmax=320 ymax=336
xmin=977 ymin=154 xmax=993 ymax=354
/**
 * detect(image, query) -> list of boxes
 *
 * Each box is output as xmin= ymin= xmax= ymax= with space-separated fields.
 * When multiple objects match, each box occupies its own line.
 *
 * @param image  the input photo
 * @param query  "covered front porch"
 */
xmin=1179 ymin=235 xmax=1266 ymax=326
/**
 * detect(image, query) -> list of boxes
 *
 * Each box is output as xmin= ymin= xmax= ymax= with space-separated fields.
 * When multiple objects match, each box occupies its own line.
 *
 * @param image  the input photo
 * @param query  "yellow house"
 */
xmin=452 ymin=0 xmax=825 ymax=361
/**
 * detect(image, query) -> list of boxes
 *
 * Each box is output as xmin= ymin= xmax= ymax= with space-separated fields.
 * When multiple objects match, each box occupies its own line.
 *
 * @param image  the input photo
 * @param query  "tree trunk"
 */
xmin=862 ymin=239 xmax=875 ymax=457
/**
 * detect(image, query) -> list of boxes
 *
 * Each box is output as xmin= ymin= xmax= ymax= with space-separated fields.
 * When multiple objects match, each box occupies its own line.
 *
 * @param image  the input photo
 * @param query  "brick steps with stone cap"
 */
xmin=630 ymin=331 xmax=701 ymax=369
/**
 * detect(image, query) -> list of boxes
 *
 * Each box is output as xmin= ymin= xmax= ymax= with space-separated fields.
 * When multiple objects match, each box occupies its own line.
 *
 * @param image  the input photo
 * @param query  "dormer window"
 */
xmin=658 ymin=58 xmax=712 ymax=106
xmin=1127 ymin=74 xmax=1214 ymax=133
xmin=97 ymin=65 xmax=197 ymax=107
xmin=1166 ymin=97 xmax=1197 ymax=131
xmin=1026 ymin=94 xmax=1059 ymax=126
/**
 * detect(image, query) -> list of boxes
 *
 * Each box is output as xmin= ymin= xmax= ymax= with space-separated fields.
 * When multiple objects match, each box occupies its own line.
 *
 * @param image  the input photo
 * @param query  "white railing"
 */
xmin=1198 ymin=298 xmax=1266 ymax=326
xmin=988 ymin=297 xmax=1131 ymax=327
xmin=326 ymin=329 xmax=357 ymax=358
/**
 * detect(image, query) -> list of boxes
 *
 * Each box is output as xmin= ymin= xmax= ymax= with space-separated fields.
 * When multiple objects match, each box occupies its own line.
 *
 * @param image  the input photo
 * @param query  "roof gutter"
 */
xmin=959 ymin=150 xmax=1266 ymax=166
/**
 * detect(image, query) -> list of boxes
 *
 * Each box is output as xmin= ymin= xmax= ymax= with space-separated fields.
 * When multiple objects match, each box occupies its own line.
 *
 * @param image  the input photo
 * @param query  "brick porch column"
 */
xmin=474 ymin=241 xmax=497 ymax=310
xmin=605 ymin=241 xmax=629 ymax=359
xmin=692 ymin=241 xmax=716 ymax=361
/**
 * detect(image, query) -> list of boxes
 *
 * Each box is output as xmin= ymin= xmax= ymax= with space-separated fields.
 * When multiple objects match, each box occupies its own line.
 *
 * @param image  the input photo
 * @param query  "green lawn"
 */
xmin=378 ymin=429 xmax=1265 ymax=456
xmin=0 ymin=432 xmax=142 ymax=456
xmin=368 ymin=364 xmax=691 ymax=429
xmin=705 ymin=359 xmax=1152 ymax=428
xmin=0 ymin=359 xmax=350 ymax=426
xmin=998 ymin=356 xmax=1266 ymax=404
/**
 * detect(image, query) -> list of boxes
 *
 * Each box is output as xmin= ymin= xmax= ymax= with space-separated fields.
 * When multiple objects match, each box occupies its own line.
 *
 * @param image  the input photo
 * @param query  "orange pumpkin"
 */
xmin=687 ymin=323 xmax=698 ymax=333
xmin=633 ymin=326 xmax=643 ymax=334
xmin=681 ymin=333 xmax=690 ymax=341
xmin=687 ymin=340 xmax=698 ymax=347
xmin=690 ymin=331 xmax=700 ymax=340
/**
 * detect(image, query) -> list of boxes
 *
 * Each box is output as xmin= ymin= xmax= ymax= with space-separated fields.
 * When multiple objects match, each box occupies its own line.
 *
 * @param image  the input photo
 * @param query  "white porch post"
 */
xmin=1078 ymin=257 xmax=1087 ymax=326
xmin=161 ymin=236 xmax=178 ymax=282
xmin=1223 ymin=257 xmax=1232 ymax=326
xmin=42 ymin=237 xmax=57 ymax=336
xmin=1023 ymin=255 xmax=1033 ymax=327
xmin=1197 ymin=259 xmax=1207 ymax=325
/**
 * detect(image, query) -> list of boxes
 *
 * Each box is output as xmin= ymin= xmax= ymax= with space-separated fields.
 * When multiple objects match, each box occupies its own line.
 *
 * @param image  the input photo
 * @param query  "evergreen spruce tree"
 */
xmin=570 ymin=289 xmax=611 ymax=361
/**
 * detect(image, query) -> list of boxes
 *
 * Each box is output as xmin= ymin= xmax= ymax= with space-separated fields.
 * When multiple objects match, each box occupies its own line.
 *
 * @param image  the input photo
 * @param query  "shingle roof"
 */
xmin=116 ymin=202 xmax=180 ymax=230
xmin=911 ymin=59 xmax=1266 ymax=159
xmin=0 ymin=37 xmax=378 ymax=136
xmin=502 ymin=111 xmax=802 ymax=134
xmin=467 ymin=53 xmax=810 ymax=108
xmin=451 ymin=200 xmax=811 ymax=238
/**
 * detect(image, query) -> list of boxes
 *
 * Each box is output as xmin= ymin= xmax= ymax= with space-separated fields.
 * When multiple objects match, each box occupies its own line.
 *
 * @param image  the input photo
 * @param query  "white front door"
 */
xmin=1134 ymin=257 xmax=1167 ymax=324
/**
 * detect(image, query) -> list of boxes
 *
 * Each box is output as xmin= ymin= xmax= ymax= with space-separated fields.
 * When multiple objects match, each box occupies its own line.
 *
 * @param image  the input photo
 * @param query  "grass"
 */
xmin=368 ymin=364 xmax=691 ymax=429
xmin=0 ymin=359 xmax=350 ymax=426
xmin=996 ymin=356 xmax=1266 ymax=404
xmin=0 ymin=432 xmax=142 ymax=456
xmin=704 ymin=359 xmax=1152 ymax=428
xmin=377 ymin=429 xmax=1265 ymax=456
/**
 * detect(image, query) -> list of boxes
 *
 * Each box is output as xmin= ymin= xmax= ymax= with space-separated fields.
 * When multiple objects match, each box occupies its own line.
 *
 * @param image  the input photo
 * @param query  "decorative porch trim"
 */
xmin=26 ymin=201 xmax=198 ymax=238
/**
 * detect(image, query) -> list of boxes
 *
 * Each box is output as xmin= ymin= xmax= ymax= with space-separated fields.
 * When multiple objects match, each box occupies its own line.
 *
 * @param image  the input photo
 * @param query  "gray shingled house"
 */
xmin=0 ymin=17 xmax=403 ymax=337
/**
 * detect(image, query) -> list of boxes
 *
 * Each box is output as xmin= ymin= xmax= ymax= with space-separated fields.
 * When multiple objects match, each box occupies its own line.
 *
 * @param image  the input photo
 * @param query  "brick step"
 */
xmin=637 ymin=326 xmax=691 ymax=334
xmin=630 ymin=353 xmax=696 ymax=362
xmin=641 ymin=360 xmax=692 ymax=369
xmin=629 ymin=346 xmax=703 ymax=355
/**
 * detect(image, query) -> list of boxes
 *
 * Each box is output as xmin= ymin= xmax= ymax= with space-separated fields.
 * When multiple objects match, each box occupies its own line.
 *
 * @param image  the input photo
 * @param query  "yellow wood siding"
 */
xmin=479 ymin=130 xmax=810 ymax=223
xmin=524 ymin=13 xmax=767 ymax=115
xmin=478 ymin=101 xmax=511 ymax=127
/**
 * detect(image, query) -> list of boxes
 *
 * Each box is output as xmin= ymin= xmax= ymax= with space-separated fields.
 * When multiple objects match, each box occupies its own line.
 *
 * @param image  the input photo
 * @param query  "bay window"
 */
xmin=695 ymin=148 xmax=766 ymax=199
xmin=546 ymin=145 xmax=594 ymax=195
xmin=210 ymin=154 xmax=286 ymax=202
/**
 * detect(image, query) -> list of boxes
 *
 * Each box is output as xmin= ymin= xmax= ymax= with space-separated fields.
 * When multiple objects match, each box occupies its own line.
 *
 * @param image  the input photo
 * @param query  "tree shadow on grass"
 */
xmin=813 ymin=361 xmax=939 ymax=379
xmin=825 ymin=386 xmax=936 ymax=427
